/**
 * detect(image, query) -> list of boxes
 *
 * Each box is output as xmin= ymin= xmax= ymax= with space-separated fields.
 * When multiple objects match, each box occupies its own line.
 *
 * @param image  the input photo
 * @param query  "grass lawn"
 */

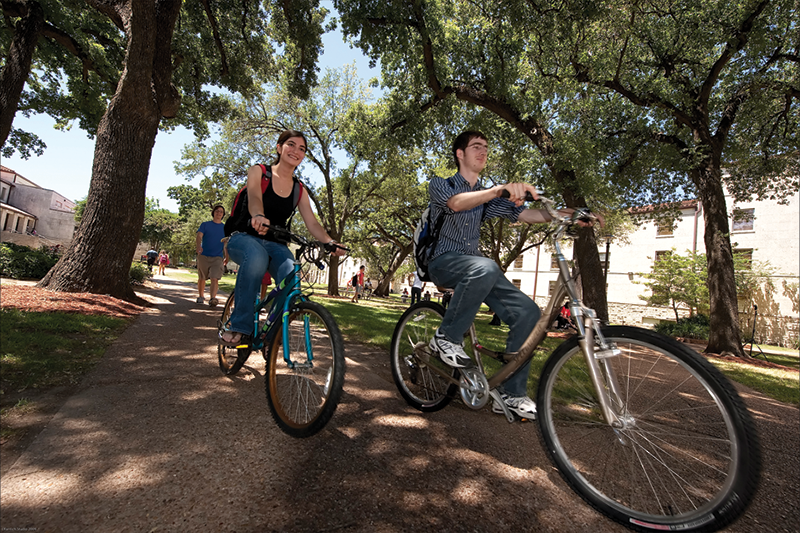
xmin=1 ymin=308 xmax=133 ymax=441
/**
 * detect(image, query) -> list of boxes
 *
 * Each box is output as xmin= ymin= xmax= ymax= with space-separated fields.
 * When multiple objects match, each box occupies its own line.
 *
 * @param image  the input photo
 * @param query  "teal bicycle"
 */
xmin=217 ymin=226 xmax=347 ymax=438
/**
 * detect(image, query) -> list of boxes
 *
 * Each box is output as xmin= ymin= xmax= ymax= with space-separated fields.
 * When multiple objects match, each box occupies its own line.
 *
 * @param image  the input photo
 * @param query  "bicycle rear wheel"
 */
xmin=264 ymin=301 xmax=346 ymax=438
xmin=389 ymin=301 xmax=457 ymax=412
xmin=217 ymin=291 xmax=249 ymax=376
xmin=537 ymin=326 xmax=760 ymax=532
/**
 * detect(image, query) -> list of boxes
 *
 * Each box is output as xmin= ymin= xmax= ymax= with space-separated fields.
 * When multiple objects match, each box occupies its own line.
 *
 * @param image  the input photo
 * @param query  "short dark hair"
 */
xmin=212 ymin=204 xmax=225 ymax=216
xmin=273 ymin=130 xmax=308 ymax=164
xmin=360 ymin=265 xmax=365 ymax=270
xmin=452 ymin=131 xmax=487 ymax=170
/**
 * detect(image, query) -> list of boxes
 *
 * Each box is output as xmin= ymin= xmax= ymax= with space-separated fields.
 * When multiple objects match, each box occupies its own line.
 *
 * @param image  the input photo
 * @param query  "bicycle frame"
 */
xmin=415 ymin=199 xmax=628 ymax=427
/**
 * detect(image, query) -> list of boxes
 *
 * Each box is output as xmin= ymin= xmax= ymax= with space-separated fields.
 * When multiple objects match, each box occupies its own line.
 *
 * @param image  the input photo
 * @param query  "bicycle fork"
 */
xmin=574 ymin=309 xmax=630 ymax=429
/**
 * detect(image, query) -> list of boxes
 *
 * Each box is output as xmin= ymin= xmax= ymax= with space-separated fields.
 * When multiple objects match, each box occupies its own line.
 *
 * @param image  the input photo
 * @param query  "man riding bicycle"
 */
xmin=426 ymin=130 xmax=586 ymax=419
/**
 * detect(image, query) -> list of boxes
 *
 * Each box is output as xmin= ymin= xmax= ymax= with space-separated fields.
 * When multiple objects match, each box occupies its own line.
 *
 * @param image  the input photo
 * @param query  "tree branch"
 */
xmin=200 ymin=0 xmax=229 ymax=76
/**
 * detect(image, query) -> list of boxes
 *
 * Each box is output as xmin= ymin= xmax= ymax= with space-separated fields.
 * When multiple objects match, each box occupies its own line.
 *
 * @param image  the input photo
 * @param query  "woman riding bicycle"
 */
xmin=220 ymin=130 xmax=346 ymax=346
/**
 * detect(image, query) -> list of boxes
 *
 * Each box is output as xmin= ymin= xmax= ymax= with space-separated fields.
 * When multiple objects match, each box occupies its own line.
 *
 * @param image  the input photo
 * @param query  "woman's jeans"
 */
xmin=226 ymin=233 xmax=295 ymax=335
xmin=429 ymin=252 xmax=540 ymax=397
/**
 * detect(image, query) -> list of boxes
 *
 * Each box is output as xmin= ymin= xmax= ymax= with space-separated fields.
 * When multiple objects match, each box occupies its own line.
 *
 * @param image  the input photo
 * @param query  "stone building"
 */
xmin=1 ymin=165 xmax=77 ymax=247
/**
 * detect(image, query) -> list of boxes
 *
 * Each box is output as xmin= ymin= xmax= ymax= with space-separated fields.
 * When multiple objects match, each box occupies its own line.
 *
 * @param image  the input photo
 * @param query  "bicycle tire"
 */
xmin=537 ymin=326 xmax=761 ymax=532
xmin=217 ymin=291 xmax=249 ymax=376
xmin=389 ymin=301 xmax=457 ymax=412
xmin=264 ymin=301 xmax=346 ymax=438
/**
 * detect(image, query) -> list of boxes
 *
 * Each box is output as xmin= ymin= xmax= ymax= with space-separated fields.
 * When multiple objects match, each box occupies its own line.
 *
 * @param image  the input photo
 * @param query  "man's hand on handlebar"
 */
xmin=498 ymin=183 xmax=539 ymax=206
xmin=559 ymin=208 xmax=604 ymax=228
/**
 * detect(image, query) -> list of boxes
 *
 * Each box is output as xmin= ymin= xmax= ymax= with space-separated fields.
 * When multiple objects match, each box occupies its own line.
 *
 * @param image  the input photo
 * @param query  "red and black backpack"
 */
xmin=223 ymin=164 xmax=305 ymax=238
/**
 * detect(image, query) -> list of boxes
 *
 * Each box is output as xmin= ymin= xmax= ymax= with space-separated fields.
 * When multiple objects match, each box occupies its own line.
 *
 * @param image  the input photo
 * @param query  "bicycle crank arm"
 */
xmin=489 ymin=390 xmax=515 ymax=423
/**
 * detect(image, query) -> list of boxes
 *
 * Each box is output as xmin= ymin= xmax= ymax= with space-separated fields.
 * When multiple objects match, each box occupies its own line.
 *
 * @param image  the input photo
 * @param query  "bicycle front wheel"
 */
xmin=217 ymin=291 xmax=248 ymax=376
xmin=537 ymin=326 xmax=760 ymax=532
xmin=264 ymin=301 xmax=346 ymax=438
xmin=389 ymin=301 xmax=457 ymax=412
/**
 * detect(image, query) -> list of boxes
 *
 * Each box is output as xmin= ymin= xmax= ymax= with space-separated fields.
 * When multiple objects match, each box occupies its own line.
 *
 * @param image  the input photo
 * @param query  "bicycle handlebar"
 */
xmin=499 ymin=189 xmax=597 ymax=226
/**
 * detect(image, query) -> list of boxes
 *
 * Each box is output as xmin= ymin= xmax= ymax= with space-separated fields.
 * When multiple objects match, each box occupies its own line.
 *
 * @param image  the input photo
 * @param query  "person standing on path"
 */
xmin=196 ymin=204 xmax=227 ymax=307
xmin=410 ymin=271 xmax=425 ymax=306
xmin=351 ymin=265 xmax=366 ymax=303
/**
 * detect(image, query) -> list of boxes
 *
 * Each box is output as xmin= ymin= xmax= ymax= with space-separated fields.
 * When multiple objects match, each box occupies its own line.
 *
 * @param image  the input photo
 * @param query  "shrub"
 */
xmin=129 ymin=262 xmax=153 ymax=285
xmin=655 ymin=314 xmax=710 ymax=341
xmin=0 ymin=243 xmax=62 ymax=279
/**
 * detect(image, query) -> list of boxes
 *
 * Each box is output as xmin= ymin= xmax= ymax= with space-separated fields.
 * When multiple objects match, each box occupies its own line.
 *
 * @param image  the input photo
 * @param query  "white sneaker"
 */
xmin=196 ymin=297 xmax=204 ymax=304
xmin=429 ymin=330 xmax=472 ymax=368
xmin=492 ymin=393 xmax=537 ymax=420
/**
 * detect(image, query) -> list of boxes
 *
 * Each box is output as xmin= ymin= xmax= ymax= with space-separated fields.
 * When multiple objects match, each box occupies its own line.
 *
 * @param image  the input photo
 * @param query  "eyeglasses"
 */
xmin=466 ymin=142 xmax=489 ymax=153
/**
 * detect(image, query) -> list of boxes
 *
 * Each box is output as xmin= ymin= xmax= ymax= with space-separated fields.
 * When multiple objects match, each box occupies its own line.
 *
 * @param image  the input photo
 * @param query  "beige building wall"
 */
xmin=504 ymin=190 xmax=800 ymax=346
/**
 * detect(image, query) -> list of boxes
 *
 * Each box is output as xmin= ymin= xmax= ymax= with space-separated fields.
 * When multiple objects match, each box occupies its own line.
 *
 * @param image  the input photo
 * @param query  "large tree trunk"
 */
xmin=375 ymin=247 xmax=411 ymax=297
xmin=555 ymin=168 xmax=609 ymax=323
xmin=327 ymin=254 xmax=342 ymax=296
xmin=38 ymin=0 xmax=181 ymax=302
xmin=693 ymin=163 xmax=746 ymax=357
xmin=0 ymin=0 xmax=44 ymax=146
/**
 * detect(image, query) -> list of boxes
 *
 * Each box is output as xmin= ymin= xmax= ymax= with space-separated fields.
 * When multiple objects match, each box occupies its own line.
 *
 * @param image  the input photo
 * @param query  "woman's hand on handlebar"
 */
xmin=250 ymin=214 xmax=270 ymax=235
xmin=326 ymin=241 xmax=347 ymax=256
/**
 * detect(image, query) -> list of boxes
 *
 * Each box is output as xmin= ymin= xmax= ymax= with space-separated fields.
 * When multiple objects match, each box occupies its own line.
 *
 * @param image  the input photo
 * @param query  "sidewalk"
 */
xmin=1 ymin=276 xmax=798 ymax=533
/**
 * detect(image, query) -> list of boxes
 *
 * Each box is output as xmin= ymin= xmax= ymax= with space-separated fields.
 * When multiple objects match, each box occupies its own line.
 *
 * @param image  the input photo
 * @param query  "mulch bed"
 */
xmin=0 ymin=283 xmax=146 ymax=320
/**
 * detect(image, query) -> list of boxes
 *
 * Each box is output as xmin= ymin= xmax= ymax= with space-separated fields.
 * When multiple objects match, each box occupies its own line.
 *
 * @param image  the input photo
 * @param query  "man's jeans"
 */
xmin=226 ymin=233 xmax=294 ymax=335
xmin=429 ymin=252 xmax=540 ymax=397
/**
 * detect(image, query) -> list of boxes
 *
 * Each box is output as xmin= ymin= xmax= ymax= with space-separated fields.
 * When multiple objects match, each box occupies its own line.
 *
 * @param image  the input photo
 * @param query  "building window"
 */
xmin=656 ymin=221 xmax=674 ymax=236
xmin=512 ymin=279 xmax=521 ymax=290
xmin=732 ymin=208 xmax=754 ymax=232
xmin=514 ymin=256 xmax=523 ymax=269
xmin=734 ymin=249 xmax=753 ymax=270
xmin=0 ymin=185 xmax=8 ymax=202
xmin=654 ymin=250 xmax=671 ymax=263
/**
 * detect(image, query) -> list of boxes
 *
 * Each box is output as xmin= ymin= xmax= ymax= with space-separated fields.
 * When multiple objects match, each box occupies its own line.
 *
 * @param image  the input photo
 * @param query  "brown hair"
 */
xmin=451 ymin=130 xmax=487 ymax=170
xmin=273 ymin=130 xmax=308 ymax=165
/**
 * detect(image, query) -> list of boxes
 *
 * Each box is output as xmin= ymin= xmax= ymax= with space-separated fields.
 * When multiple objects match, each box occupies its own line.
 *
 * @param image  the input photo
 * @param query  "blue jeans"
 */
xmin=428 ymin=252 xmax=540 ymax=397
xmin=226 ymin=233 xmax=295 ymax=335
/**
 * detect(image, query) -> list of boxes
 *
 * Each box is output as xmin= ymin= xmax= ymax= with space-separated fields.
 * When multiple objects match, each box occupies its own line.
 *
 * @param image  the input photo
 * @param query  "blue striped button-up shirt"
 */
xmin=429 ymin=173 xmax=525 ymax=260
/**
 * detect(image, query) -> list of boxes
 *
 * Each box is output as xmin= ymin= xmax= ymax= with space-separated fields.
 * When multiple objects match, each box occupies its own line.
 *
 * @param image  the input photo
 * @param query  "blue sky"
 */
xmin=2 ymin=18 xmax=378 ymax=212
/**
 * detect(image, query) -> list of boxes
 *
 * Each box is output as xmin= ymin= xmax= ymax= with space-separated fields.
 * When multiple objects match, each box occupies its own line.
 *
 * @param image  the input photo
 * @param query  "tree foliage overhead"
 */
xmin=2 ymin=0 xmax=328 ymax=301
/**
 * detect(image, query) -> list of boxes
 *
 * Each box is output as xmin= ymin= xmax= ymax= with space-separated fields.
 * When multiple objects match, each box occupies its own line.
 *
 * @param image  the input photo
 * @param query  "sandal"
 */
xmin=209 ymin=298 xmax=219 ymax=308
xmin=219 ymin=330 xmax=246 ymax=347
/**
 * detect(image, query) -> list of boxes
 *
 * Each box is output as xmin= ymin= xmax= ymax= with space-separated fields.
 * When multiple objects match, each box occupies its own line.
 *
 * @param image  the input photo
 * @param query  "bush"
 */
xmin=0 ymin=243 xmax=62 ymax=279
xmin=655 ymin=314 xmax=710 ymax=341
xmin=129 ymin=262 xmax=153 ymax=285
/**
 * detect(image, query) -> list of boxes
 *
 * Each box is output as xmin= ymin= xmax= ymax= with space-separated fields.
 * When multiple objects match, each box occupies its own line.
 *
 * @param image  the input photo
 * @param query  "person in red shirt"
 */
xmin=351 ymin=265 xmax=366 ymax=303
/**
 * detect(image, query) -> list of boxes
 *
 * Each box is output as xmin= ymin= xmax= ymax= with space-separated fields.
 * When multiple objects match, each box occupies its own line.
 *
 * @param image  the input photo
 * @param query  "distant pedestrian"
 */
xmin=157 ymin=250 xmax=170 ymax=275
xmin=146 ymin=249 xmax=158 ymax=272
xmin=351 ymin=265 xmax=366 ymax=303
xmin=196 ymin=204 xmax=227 ymax=307
xmin=410 ymin=272 xmax=425 ymax=305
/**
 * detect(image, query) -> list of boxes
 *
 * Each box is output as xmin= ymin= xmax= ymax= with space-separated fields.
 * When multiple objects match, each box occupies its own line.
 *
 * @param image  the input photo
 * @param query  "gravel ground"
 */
xmin=0 ymin=276 xmax=797 ymax=533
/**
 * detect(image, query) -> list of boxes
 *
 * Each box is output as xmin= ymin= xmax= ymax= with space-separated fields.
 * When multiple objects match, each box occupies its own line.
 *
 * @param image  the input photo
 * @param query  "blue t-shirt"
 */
xmin=197 ymin=221 xmax=225 ymax=258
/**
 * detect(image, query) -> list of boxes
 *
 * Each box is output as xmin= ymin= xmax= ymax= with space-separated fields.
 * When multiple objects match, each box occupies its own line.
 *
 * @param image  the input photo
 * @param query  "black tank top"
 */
xmin=261 ymin=178 xmax=297 ymax=242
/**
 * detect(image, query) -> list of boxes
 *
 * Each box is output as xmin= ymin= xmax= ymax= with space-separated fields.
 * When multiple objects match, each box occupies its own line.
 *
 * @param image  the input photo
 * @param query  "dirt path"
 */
xmin=1 ymin=277 xmax=797 ymax=532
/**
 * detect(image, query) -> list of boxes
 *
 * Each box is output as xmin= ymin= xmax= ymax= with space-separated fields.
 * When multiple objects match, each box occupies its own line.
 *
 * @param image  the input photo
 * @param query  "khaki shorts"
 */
xmin=197 ymin=255 xmax=224 ymax=280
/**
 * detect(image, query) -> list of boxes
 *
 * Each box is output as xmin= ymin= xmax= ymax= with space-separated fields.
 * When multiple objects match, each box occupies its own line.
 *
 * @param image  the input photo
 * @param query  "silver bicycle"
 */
xmin=390 ymin=194 xmax=761 ymax=532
